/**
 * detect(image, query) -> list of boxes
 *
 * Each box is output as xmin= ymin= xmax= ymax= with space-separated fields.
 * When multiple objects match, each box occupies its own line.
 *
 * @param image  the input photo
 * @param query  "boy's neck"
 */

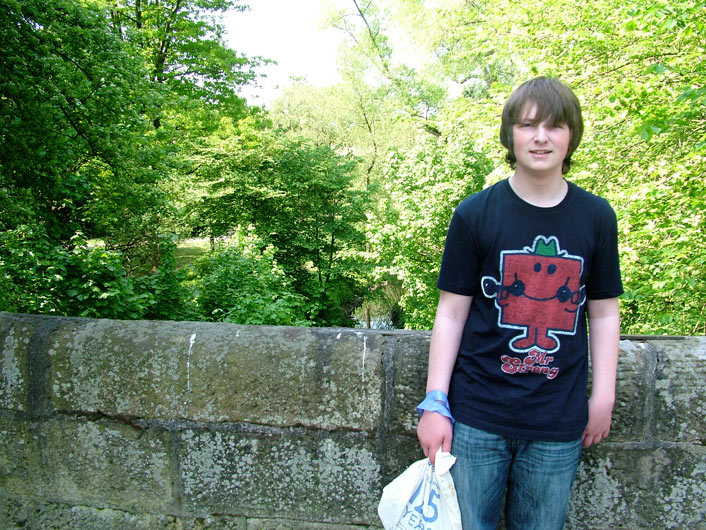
xmin=508 ymin=171 xmax=568 ymax=208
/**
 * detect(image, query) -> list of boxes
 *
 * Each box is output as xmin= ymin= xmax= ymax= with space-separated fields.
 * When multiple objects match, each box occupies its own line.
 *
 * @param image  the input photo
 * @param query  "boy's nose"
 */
xmin=534 ymin=126 xmax=549 ymax=142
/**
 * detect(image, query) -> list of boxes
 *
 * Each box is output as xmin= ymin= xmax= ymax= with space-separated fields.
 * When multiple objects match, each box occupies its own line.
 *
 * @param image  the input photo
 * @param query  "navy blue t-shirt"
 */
xmin=438 ymin=178 xmax=623 ymax=441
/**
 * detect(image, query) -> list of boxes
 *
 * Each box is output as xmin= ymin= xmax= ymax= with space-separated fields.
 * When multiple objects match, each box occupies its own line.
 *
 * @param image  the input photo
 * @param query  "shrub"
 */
xmin=195 ymin=233 xmax=309 ymax=326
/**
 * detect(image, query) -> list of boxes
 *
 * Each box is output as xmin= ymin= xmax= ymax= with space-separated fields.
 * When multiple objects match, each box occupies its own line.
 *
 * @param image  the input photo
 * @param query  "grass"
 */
xmin=175 ymin=238 xmax=210 ymax=268
xmin=88 ymin=237 xmax=210 ymax=269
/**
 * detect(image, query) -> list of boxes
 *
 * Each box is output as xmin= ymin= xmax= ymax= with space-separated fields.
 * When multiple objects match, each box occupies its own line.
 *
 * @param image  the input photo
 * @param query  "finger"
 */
xmin=429 ymin=444 xmax=441 ymax=465
xmin=583 ymin=431 xmax=603 ymax=448
xmin=582 ymin=430 xmax=594 ymax=448
xmin=442 ymin=435 xmax=452 ymax=454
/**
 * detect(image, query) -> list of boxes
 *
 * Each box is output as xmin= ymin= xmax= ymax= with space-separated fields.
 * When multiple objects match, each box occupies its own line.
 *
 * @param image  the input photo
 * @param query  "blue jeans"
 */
xmin=450 ymin=422 xmax=582 ymax=530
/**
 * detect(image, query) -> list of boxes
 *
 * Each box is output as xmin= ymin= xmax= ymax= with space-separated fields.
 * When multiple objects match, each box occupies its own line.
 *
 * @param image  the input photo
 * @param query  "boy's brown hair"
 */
xmin=500 ymin=77 xmax=584 ymax=174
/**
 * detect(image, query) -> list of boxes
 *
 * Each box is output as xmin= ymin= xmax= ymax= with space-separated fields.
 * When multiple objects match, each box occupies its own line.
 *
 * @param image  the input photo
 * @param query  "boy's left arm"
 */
xmin=583 ymin=297 xmax=620 ymax=448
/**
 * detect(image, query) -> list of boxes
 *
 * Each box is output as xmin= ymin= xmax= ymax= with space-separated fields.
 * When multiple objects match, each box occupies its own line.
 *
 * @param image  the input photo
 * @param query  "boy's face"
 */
xmin=512 ymin=103 xmax=571 ymax=178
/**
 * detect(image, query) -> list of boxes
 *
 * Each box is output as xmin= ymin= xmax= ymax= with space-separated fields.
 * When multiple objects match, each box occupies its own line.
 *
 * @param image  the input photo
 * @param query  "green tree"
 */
xmin=94 ymin=0 xmax=267 ymax=257
xmin=372 ymin=115 xmax=492 ymax=329
xmin=0 ymin=0 xmax=251 ymax=321
xmin=271 ymin=80 xmax=416 ymax=188
xmin=346 ymin=0 xmax=705 ymax=334
xmin=189 ymin=117 xmax=369 ymax=326
xmin=326 ymin=0 xmax=447 ymax=136
xmin=0 ymin=226 xmax=144 ymax=318
xmin=0 ymin=0 xmax=161 ymax=242
xmin=103 ymin=0 xmax=260 ymax=123
xmin=0 ymin=0 xmax=178 ymax=317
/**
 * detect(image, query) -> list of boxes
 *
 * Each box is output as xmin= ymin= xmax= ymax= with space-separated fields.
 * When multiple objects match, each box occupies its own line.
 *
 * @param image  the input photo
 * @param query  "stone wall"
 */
xmin=0 ymin=312 xmax=704 ymax=529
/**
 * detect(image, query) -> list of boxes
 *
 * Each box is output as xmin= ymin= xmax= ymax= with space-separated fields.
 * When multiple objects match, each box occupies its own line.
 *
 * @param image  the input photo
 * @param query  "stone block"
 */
xmin=569 ymin=443 xmax=706 ymax=529
xmin=48 ymin=320 xmax=383 ymax=431
xmin=47 ymin=319 xmax=192 ymax=419
xmin=178 ymin=427 xmax=381 ymax=526
xmin=384 ymin=331 xmax=430 ymax=435
xmin=609 ymin=339 xmax=654 ymax=442
xmin=0 ymin=415 xmax=39 ymax=497
xmin=0 ymin=495 xmax=247 ymax=529
xmin=182 ymin=325 xmax=383 ymax=430
xmin=0 ymin=314 xmax=40 ymax=412
xmin=246 ymin=518 xmax=380 ymax=530
xmin=652 ymin=337 xmax=706 ymax=442
xmin=0 ymin=415 xmax=172 ymax=514
xmin=43 ymin=417 xmax=172 ymax=512
xmin=376 ymin=433 xmax=424 ymax=486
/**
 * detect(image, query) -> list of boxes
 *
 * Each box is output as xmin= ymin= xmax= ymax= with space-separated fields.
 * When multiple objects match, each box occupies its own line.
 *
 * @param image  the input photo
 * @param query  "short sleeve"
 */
xmin=436 ymin=209 xmax=480 ymax=296
xmin=586 ymin=202 xmax=624 ymax=299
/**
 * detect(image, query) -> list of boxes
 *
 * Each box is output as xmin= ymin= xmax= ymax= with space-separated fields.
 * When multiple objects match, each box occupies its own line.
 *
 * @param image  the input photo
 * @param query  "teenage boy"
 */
xmin=416 ymin=77 xmax=622 ymax=530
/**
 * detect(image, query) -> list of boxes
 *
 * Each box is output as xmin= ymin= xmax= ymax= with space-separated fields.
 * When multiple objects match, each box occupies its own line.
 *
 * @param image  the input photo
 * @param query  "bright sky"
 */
xmin=224 ymin=0 xmax=349 ymax=106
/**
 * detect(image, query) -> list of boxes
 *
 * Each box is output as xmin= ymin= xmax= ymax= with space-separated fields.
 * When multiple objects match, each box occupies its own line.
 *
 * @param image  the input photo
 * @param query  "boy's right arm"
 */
xmin=417 ymin=290 xmax=472 ymax=464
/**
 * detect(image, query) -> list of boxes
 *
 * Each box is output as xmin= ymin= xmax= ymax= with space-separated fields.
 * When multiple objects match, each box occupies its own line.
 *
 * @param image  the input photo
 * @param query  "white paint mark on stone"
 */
xmin=187 ymin=333 xmax=196 ymax=391
xmin=362 ymin=335 xmax=367 ymax=384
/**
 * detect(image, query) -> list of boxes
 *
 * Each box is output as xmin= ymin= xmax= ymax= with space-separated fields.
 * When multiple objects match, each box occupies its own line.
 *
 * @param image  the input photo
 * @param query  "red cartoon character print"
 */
xmin=482 ymin=235 xmax=585 ymax=354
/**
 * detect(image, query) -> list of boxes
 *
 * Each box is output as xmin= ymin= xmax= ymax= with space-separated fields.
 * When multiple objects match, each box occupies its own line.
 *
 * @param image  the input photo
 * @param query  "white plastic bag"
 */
xmin=378 ymin=449 xmax=463 ymax=530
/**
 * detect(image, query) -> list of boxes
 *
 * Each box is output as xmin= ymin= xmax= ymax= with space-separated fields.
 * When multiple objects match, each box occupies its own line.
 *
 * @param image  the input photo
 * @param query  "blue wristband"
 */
xmin=416 ymin=390 xmax=455 ymax=424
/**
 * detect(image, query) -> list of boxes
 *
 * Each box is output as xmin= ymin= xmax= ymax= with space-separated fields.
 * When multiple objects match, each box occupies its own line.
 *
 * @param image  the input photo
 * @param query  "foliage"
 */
xmin=2 ymin=0 xmax=703 ymax=335
xmin=612 ymin=1 xmax=706 ymax=334
xmin=372 ymin=120 xmax=492 ymax=329
xmin=0 ymin=226 xmax=196 ymax=321
xmin=345 ymin=0 xmax=705 ymax=334
xmin=133 ymin=234 xmax=199 ymax=321
xmin=194 ymin=232 xmax=309 ymax=326
xmin=0 ymin=0 xmax=161 ymax=242
xmin=325 ymin=0 xmax=447 ymax=133
xmin=0 ymin=0 xmax=188 ymax=275
xmin=94 ymin=0 xmax=267 ymax=260
xmin=0 ymin=0 xmax=267 ymax=325
xmin=0 ymin=227 xmax=140 ymax=318
xmin=188 ymin=117 xmax=370 ymax=326
xmin=271 ymin=80 xmax=417 ymax=189
xmin=103 ymin=0 xmax=259 ymax=118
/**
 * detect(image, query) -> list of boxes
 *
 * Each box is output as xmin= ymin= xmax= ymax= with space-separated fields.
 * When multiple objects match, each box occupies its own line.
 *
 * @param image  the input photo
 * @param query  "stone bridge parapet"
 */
xmin=0 ymin=312 xmax=704 ymax=528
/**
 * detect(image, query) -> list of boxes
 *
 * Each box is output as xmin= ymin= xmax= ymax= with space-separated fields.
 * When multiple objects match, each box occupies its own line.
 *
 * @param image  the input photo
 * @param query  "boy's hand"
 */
xmin=582 ymin=396 xmax=614 ymax=448
xmin=417 ymin=410 xmax=453 ymax=465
